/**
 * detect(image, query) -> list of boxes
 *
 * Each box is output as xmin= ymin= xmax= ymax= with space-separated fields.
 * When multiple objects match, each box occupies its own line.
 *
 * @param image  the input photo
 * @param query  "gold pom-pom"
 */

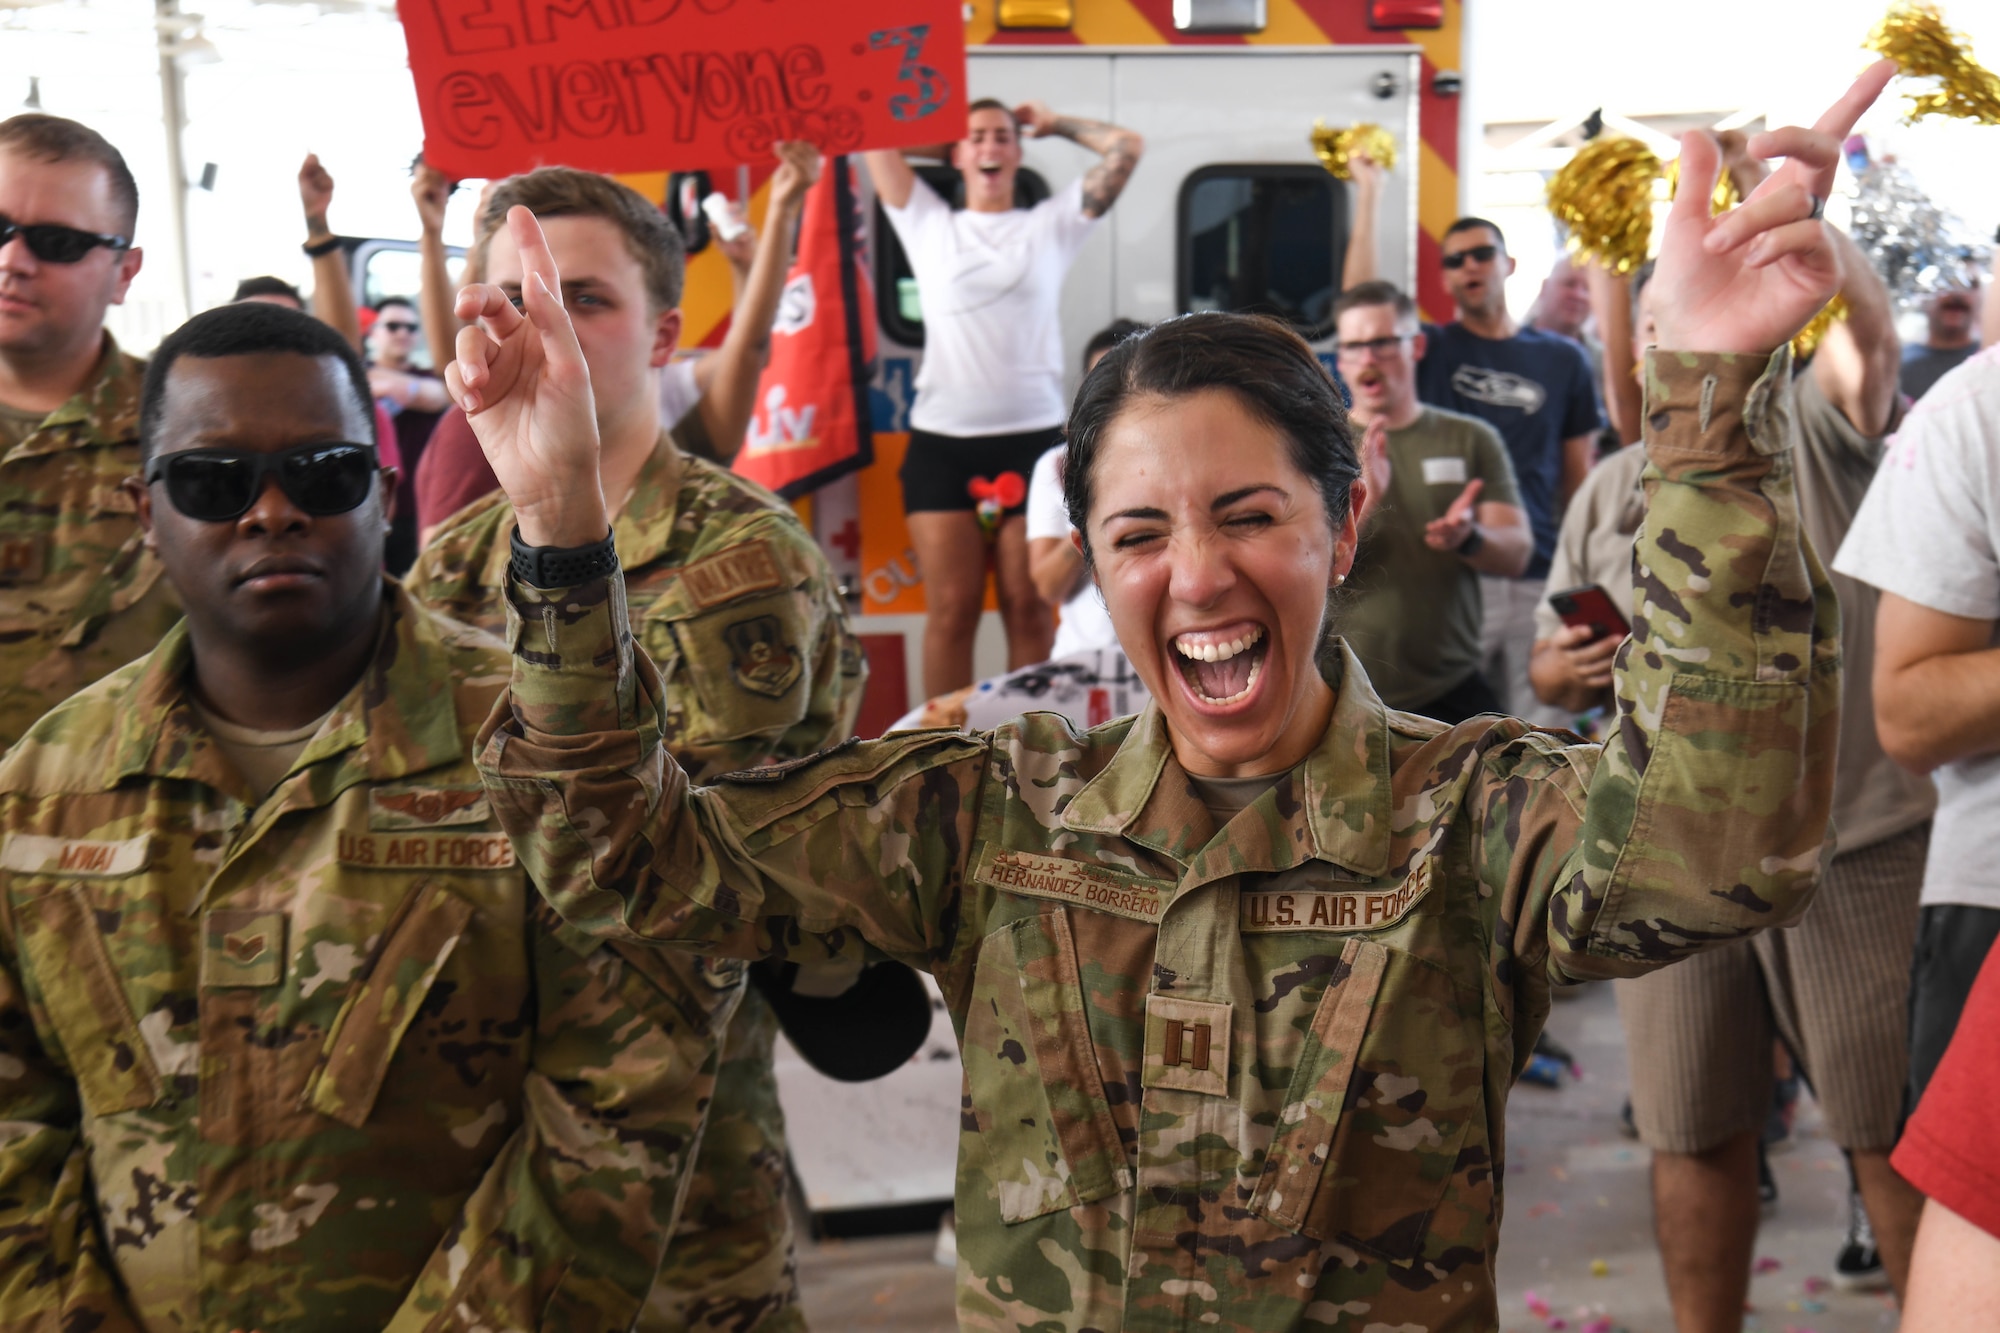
xmin=1546 ymin=137 xmax=1662 ymax=276
xmin=1664 ymin=154 xmax=1741 ymax=216
xmin=1311 ymin=121 xmax=1398 ymax=180
xmin=1791 ymin=294 xmax=1850 ymax=360
xmin=1866 ymin=2 xmax=2000 ymax=125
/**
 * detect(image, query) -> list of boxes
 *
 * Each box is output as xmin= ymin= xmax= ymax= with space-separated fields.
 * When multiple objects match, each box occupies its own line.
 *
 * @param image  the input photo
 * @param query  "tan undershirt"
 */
xmin=1187 ymin=772 xmax=1285 ymax=828
xmin=0 ymin=398 xmax=47 ymax=452
xmin=190 ymin=699 xmax=332 ymax=802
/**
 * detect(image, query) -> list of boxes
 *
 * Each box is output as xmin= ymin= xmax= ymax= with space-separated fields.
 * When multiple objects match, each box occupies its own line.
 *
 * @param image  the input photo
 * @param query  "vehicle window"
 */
xmin=1178 ymin=165 xmax=1347 ymax=339
xmin=875 ymin=164 xmax=1052 ymax=348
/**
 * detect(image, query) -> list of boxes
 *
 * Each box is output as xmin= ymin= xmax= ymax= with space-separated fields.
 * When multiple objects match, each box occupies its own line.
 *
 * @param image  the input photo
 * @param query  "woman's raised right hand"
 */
xmin=445 ymin=206 xmax=609 ymax=549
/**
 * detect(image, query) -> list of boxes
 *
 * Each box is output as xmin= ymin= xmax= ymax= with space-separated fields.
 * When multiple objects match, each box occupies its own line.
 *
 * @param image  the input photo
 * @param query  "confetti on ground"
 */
xmin=1527 ymin=1201 xmax=1563 ymax=1219
xmin=1801 ymin=1301 xmax=1826 ymax=1313
xmin=1754 ymin=1256 xmax=1783 ymax=1273
xmin=1590 ymin=1258 xmax=1609 ymax=1277
xmin=1581 ymin=1319 xmax=1614 ymax=1333
xmin=1525 ymin=1290 xmax=1551 ymax=1318
xmin=1801 ymin=1276 xmax=1829 ymax=1294
xmin=1551 ymin=1166 xmax=1571 ymax=1182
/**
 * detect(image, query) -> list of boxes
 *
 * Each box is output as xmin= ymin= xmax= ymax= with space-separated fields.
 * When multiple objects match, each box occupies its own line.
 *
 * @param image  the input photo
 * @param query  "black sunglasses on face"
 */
xmin=144 ymin=442 xmax=380 ymax=523
xmin=0 ymin=214 xmax=131 ymax=264
xmin=377 ymin=321 xmax=419 ymax=334
xmin=1441 ymin=244 xmax=1498 ymax=270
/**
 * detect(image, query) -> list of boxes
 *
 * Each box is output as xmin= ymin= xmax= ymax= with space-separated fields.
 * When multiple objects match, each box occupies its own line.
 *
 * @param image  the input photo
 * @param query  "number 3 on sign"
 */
xmin=870 ymin=24 xmax=948 ymax=122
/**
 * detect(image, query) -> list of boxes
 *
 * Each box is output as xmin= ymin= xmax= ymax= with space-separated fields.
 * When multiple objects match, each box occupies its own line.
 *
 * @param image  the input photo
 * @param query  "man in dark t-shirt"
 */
xmin=1899 ymin=285 xmax=1980 ymax=403
xmin=1416 ymin=217 xmax=1601 ymax=720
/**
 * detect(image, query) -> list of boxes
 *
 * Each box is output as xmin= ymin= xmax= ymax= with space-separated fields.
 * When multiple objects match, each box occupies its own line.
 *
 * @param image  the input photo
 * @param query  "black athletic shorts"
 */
xmin=899 ymin=425 xmax=1063 ymax=516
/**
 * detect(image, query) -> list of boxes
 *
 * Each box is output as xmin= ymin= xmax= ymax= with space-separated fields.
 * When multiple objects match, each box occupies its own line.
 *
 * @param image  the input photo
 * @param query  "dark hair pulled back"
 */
xmin=1061 ymin=312 xmax=1360 ymax=563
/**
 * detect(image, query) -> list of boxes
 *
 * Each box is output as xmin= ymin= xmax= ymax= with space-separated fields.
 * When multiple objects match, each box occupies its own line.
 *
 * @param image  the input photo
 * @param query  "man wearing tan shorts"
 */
xmin=1532 ymin=234 xmax=1934 ymax=1332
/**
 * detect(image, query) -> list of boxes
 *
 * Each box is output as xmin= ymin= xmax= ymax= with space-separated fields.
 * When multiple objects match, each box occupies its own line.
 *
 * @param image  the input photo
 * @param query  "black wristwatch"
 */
xmin=509 ymin=526 xmax=619 ymax=589
xmin=1456 ymin=525 xmax=1486 ymax=558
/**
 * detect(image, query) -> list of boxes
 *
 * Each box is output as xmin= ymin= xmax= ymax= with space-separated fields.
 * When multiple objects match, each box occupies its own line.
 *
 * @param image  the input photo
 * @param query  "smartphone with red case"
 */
xmin=1547 ymin=584 xmax=1631 ymax=642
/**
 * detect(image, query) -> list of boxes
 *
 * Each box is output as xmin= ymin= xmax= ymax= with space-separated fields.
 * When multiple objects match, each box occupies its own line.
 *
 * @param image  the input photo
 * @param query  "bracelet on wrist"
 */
xmin=509 ymin=525 xmax=619 ymax=589
xmin=1456 ymin=525 xmax=1486 ymax=558
xmin=302 ymin=234 xmax=342 ymax=259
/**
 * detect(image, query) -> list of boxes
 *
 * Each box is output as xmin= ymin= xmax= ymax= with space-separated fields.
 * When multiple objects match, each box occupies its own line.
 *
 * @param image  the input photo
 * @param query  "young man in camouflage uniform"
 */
xmin=0 ymin=114 xmax=182 ymax=748
xmin=451 ymin=67 xmax=1887 ymax=1333
xmin=0 ymin=302 xmax=699 ymax=1329
xmin=408 ymin=164 xmax=864 ymax=1331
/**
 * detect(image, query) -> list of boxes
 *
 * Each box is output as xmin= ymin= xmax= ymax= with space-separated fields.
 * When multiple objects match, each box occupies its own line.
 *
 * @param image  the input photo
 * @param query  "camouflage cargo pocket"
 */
xmin=1251 ymin=938 xmax=1484 ymax=1261
xmin=653 ymin=590 xmax=816 ymax=744
xmin=15 ymin=884 xmax=163 ymax=1115
xmin=305 ymin=878 xmax=474 ymax=1127
xmin=963 ymin=910 xmax=1129 ymax=1223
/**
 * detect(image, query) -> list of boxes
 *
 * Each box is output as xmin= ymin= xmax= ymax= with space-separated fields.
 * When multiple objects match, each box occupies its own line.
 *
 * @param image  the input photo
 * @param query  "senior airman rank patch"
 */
xmin=1240 ymin=859 xmax=1435 ymax=933
xmin=725 ymin=614 xmax=803 ymax=698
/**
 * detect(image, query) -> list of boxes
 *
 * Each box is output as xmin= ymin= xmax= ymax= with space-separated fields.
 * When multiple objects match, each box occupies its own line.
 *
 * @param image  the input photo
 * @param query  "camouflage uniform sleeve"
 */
xmin=0 ymin=931 xmax=146 ymax=1330
xmin=477 ymin=573 xmax=985 ymax=969
xmin=1489 ymin=348 xmax=1840 ymax=987
xmin=383 ymin=904 xmax=703 ymax=1329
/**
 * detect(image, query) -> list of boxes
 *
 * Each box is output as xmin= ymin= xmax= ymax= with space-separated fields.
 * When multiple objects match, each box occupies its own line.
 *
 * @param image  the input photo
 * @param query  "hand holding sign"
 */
xmin=399 ymin=0 xmax=968 ymax=179
xmin=445 ymin=206 xmax=607 ymax=549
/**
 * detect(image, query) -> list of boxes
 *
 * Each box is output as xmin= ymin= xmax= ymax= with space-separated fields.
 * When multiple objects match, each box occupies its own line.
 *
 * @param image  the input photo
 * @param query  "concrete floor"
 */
xmin=795 ymin=980 xmax=1905 ymax=1333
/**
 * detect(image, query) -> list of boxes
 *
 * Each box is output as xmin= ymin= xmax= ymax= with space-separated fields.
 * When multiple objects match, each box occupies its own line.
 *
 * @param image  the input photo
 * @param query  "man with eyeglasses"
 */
xmin=1417 ymin=218 xmax=1603 ymax=723
xmin=0 ymin=299 xmax=692 ymax=1328
xmin=1331 ymin=280 xmax=1532 ymax=722
xmin=0 ymin=114 xmax=183 ymax=749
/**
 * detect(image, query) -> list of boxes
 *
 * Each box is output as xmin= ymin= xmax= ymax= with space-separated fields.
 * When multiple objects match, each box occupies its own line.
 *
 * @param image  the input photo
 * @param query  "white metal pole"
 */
xmin=154 ymin=0 xmax=194 ymax=321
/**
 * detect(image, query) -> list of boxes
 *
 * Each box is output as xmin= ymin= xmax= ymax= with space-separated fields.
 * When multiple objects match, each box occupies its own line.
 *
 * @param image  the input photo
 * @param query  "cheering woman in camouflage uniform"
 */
xmin=452 ymin=64 xmax=1890 ymax=1333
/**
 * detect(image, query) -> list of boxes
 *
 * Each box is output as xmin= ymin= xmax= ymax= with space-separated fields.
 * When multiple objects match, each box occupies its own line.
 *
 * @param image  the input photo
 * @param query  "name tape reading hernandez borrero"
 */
xmin=399 ymin=0 xmax=968 ymax=177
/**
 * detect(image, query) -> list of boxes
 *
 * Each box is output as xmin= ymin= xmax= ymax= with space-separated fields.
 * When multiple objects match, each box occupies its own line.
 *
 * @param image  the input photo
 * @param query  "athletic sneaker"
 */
xmin=1833 ymin=1190 xmax=1890 ymax=1292
xmin=1756 ymin=1140 xmax=1778 ymax=1215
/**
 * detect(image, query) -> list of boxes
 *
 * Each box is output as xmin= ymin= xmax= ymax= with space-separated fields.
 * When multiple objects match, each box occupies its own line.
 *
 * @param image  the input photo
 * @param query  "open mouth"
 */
xmin=977 ymin=161 xmax=1004 ymax=178
xmin=1172 ymin=623 xmax=1269 ymax=708
xmin=1352 ymin=366 xmax=1385 ymax=391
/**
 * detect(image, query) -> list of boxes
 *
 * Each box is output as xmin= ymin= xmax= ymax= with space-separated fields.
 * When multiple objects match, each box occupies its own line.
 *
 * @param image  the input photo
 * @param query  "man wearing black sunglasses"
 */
xmin=0 ymin=113 xmax=181 ymax=749
xmin=1414 ymin=217 xmax=1604 ymax=727
xmin=0 ymin=298 xmax=692 ymax=1328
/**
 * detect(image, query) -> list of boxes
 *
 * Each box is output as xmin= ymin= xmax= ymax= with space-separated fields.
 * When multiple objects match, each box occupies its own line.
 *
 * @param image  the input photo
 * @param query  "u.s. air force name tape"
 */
xmin=1239 ymin=861 xmax=1434 ymax=933
xmin=336 ymin=831 xmax=517 ymax=871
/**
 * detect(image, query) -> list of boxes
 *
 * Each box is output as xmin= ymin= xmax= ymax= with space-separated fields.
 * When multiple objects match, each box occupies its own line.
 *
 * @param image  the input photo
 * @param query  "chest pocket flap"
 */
xmin=16 ymin=884 xmax=163 ymax=1115
xmin=1251 ymin=937 xmax=1484 ymax=1262
xmin=304 ymin=879 xmax=473 ymax=1127
xmin=964 ymin=910 xmax=1130 ymax=1223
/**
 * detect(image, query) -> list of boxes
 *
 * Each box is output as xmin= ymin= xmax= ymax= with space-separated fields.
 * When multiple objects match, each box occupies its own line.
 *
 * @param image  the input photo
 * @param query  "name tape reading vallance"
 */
xmin=398 ymin=0 xmax=969 ymax=179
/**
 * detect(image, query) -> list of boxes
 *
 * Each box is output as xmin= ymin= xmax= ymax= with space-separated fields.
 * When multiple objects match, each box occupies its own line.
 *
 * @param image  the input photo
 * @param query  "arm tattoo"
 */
xmin=1081 ymin=146 xmax=1139 ymax=218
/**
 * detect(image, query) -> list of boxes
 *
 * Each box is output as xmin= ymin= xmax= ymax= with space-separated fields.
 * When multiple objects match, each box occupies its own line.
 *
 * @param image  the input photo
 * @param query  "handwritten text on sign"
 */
xmin=399 ymin=0 xmax=968 ymax=179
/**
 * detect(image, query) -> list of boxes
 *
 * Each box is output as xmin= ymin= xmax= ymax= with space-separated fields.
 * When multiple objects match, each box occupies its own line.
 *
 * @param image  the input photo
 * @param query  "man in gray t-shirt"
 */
xmin=1535 ymin=237 xmax=1935 ymax=1316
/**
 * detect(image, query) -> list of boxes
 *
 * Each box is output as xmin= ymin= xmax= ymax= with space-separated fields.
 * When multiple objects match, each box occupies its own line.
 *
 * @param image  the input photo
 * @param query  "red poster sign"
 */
xmin=733 ymin=155 xmax=875 ymax=500
xmin=398 ymin=0 xmax=968 ymax=180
